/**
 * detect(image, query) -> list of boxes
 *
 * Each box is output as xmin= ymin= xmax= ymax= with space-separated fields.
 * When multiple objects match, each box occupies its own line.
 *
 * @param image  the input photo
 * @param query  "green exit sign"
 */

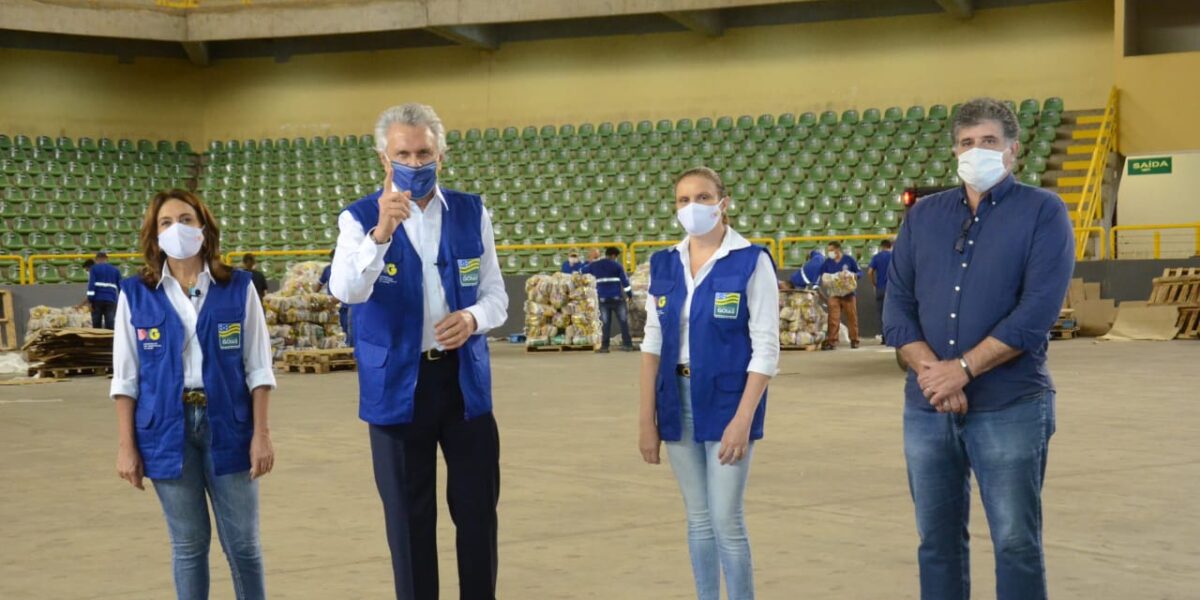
xmin=1128 ymin=157 xmax=1172 ymax=175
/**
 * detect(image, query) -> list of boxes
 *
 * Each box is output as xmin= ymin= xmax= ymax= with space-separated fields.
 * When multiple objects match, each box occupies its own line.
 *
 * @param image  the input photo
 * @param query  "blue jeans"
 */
xmin=152 ymin=405 xmax=265 ymax=600
xmin=904 ymin=391 xmax=1056 ymax=600
xmin=599 ymin=298 xmax=632 ymax=349
xmin=665 ymin=376 xmax=755 ymax=600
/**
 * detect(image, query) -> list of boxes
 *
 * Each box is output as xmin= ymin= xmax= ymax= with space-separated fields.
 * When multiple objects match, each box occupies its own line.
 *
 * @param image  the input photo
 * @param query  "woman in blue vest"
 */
xmin=639 ymin=167 xmax=780 ymax=600
xmin=111 ymin=189 xmax=276 ymax=600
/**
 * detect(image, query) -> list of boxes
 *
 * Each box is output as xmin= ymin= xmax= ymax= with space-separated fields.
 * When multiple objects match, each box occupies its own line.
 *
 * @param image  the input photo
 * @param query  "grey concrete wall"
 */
xmin=6 ymin=257 xmax=1199 ymax=346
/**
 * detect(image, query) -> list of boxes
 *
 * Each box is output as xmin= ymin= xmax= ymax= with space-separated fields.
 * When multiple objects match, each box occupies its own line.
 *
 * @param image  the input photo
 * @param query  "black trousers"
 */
xmin=91 ymin=301 xmax=116 ymax=330
xmin=386 ymin=352 xmax=501 ymax=600
xmin=370 ymin=424 xmax=417 ymax=599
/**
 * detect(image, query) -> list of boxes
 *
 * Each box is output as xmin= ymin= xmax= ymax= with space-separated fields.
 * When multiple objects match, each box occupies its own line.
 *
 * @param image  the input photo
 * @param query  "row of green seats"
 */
xmin=207 ymin=135 xmax=374 ymax=154
xmin=0 ymin=135 xmax=193 ymax=155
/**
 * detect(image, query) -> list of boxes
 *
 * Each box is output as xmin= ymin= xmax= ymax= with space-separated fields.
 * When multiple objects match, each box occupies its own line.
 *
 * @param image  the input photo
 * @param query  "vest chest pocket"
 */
xmin=648 ymin=278 xmax=676 ymax=319
xmin=212 ymin=309 xmax=245 ymax=353
xmin=710 ymin=276 xmax=747 ymax=322
xmin=451 ymin=237 xmax=485 ymax=288
xmin=130 ymin=311 xmax=167 ymax=359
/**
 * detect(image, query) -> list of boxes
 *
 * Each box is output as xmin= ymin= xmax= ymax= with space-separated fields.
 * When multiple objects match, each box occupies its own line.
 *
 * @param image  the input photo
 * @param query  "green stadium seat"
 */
xmin=1019 ymin=112 xmax=1037 ymax=129
xmin=735 ymin=115 xmax=754 ymax=130
xmin=1044 ymin=97 xmax=1064 ymax=113
xmin=882 ymin=107 xmax=903 ymax=123
xmin=1020 ymin=172 xmax=1041 ymax=186
xmin=1018 ymin=98 xmax=1040 ymax=114
xmin=777 ymin=113 xmax=795 ymax=128
xmin=1040 ymin=110 xmax=1062 ymax=127
xmin=798 ymin=112 xmax=817 ymax=127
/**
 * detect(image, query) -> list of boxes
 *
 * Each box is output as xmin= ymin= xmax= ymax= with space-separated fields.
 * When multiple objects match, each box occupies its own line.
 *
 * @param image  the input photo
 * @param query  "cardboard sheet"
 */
xmin=1100 ymin=301 xmax=1183 ymax=341
xmin=1074 ymin=299 xmax=1118 ymax=336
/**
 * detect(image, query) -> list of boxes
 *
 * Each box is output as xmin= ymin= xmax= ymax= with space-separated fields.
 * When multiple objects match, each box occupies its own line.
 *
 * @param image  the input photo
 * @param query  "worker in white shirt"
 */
xmin=329 ymin=103 xmax=509 ymax=600
xmin=110 ymin=189 xmax=276 ymax=600
xmin=639 ymin=167 xmax=780 ymax=600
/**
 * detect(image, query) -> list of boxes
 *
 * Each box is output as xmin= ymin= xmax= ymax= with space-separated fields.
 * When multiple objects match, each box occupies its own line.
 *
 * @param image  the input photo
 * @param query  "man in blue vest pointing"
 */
xmin=330 ymin=103 xmax=509 ymax=600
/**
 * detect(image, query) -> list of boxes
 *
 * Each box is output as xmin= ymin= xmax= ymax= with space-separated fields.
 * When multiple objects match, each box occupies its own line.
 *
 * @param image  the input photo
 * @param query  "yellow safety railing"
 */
xmin=0 ymin=255 xmax=27 ymax=285
xmin=1073 ymin=226 xmax=1107 ymax=260
xmin=627 ymin=238 xmax=777 ymax=270
xmin=223 ymin=248 xmax=332 ymax=265
xmin=1109 ymin=223 xmax=1200 ymax=259
xmin=777 ymin=234 xmax=893 ymax=267
xmin=26 ymin=253 xmax=141 ymax=285
xmin=1073 ymin=86 xmax=1119 ymax=260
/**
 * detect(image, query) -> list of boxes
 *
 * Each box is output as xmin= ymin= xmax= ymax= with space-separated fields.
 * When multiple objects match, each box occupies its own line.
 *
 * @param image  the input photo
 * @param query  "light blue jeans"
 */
xmin=665 ymin=376 xmax=755 ymax=600
xmin=151 ymin=405 xmax=265 ymax=600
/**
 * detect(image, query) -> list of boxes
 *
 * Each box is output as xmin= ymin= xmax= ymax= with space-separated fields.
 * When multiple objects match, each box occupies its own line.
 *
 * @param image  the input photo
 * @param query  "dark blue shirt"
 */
xmin=821 ymin=254 xmax=861 ymax=296
xmin=789 ymin=251 xmax=825 ymax=288
xmin=87 ymin=263 xmax=122 ymax=303
xmin=869 ymin=250 xmax=893 ymax=293
xmin=582 ymin=258 xmax=631 ymax=300
xmin=883 ymin=175 xmax=1075 ymax=412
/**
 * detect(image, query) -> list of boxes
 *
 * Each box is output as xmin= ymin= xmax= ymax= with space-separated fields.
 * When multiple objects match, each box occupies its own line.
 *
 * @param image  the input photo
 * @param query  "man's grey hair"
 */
xmin=374 ymin=103 xmax=447 ymax=155
xmin=952 ymin=98 xmax=1020 ymax=144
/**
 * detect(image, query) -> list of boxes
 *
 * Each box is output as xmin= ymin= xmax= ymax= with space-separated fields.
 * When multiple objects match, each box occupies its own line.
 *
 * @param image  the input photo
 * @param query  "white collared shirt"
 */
xmin=110 ymin=263 xmax=277 ymax=400
xmin=641 ymin=227 xmax=780 ymax=377
xmin=329 ymin=186 xmax=509 ymax=352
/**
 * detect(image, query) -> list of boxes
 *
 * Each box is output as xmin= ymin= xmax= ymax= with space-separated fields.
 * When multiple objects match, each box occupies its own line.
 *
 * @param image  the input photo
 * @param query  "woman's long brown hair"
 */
xmin=138 ymin=189 xmax=232 ymax=288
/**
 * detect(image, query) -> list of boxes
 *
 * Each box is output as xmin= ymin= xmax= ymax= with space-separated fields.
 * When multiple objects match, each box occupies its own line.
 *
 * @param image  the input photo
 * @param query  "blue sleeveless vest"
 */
xmin=649 ymin=245 xmax=769 ymax=442
xmin=343 ymin=188 xmax=493 ymax=426
xmin=121 ymin=269 xmax=255 ymax=479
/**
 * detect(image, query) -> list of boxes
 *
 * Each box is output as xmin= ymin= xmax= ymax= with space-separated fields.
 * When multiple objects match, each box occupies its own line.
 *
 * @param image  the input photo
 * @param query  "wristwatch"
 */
xmin=959 ymin=357 xmax=975 ymax=381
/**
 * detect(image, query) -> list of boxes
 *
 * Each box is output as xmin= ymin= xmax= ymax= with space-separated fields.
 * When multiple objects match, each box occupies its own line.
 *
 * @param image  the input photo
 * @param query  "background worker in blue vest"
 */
xmin=638 ymin=167 xmax=779 ymax=600
xmin=583 ymin=246 xmax=634 ymax=352
xmin=867 ymin=239 xmax=893 ymax=344
xmin=330 ymin=103 xmax=508 ymax=600
xmin=87 ymin=251 xmax=122 ymax=329
xmin=784 ymin=248 xmax=824 ymax=290
xmin=319 ymin=248 xmax=352 ymax=345
xmin=111 ymin=189 xmax=276 ymax=600
xmin=560 ymin=250 xmax=586 ymax=273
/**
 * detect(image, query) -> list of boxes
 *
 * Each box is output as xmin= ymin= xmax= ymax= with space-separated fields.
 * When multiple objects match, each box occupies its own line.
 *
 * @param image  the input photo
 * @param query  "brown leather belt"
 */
xmin=183 ymin=389 xmax=207 ymax=406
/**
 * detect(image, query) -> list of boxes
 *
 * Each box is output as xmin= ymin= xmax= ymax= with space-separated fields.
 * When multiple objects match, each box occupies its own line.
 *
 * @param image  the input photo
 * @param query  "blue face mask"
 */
xmin=390 ymin=161 xmax=438 ymax=198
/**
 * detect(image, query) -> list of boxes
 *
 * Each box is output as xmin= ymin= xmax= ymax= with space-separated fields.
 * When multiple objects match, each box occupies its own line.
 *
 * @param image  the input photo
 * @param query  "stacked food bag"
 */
xmin=524 ymin=272 xmax=602 ymax=348
xmin=25 ymin=305 xmax=92 ymax=343
xmin=263 ymin=261 xmax=346 ymax=359
xmin=820 ymin=270 xmax=858 ymax=297
xmin=627 ymin=261 xmax=651 ymax=338
xmin=779 ymin=289 xmax=827 ymax=347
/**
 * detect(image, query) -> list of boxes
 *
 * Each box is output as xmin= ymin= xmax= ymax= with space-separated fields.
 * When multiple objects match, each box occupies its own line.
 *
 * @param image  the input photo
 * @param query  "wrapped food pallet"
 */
xmin=25 ymin=305 xmax=92 ymax=343
xmin=524 ymin=272 xmax=602 ymax=352
xmin=263 ymin=261 xmax=347 ymax=361
xmin=627 ymin=261 xmax=651 ymax=341
xmin=779 ymin=289 xmax=827 ymax=351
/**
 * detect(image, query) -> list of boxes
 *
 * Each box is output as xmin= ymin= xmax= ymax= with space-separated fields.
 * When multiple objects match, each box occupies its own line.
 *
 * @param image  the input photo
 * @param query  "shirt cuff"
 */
xmin=353 ymin=228 xmax=391 ymax=273
xmin=463 ymin=305 xmax=492 ymax=336
xmin=640 ymin=338 xmax=662 ymax=355
xmin=245 ymin=367 xmax=277 ymax=392
xmin=747 ymin=358 xmax=778 ymax=377
xmin=883 ymin=325 xmax=924 ymax=349
xmin=109 ymin=378 xmax=138 ymax=401
xmin=988 ymin=323 xmax=1041 ymax=353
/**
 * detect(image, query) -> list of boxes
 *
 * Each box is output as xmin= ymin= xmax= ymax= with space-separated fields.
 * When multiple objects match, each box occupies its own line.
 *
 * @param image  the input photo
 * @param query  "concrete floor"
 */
xmin=0 ymin=338 xmax=1197 ymax=600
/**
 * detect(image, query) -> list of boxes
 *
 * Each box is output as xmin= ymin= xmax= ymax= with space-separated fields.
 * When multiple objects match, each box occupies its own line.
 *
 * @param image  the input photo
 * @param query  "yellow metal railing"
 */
xmin=777 ymin=234 xmax=892 ymax=267
xmin=1073 ymin=86 xmax=1119 ymax=260
xmin=627 ymin=238 xmax=777 ymax=270
xmin=26 ymin=253 xmax=141 ymax=285
xmin=0 ymin=255 xmax=27 ymax=285
xmin=1110 ymin=223 xmax=1200 ymax=259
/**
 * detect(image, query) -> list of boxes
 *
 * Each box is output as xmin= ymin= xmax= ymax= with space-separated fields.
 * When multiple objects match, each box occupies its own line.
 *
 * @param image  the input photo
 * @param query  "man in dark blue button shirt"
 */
xmin=883 ymin=98 xmax=1074 ymax=600
xmin=583 ymin=246 xmax=633 ymax=352
xmin=868 ymin=239 xmax=893 ymax=344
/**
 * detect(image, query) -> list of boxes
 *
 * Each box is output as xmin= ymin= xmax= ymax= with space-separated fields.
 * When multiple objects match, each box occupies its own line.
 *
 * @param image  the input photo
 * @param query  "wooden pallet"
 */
xmin=27 ymin=365 xmax=112 ymax=378
xmin=781 ymin=344 xmax=821 ymax=352
xmin=1148 ymin=267 xmax=1200 ymax=306
xmin=524 ymin=344 xmax=597 ymax=353
xmin=0 ymin=289 xmax=16 ymax=351
xmin=280 ymin=348 xmax=356 ymax=374
xmin=1176 ymin=306 xmax=1200 ymax=339
xmin=1050 ymin=328 xmax=1079 ymax=340
xmin=283 ymin=361 xmax=356 ymax=374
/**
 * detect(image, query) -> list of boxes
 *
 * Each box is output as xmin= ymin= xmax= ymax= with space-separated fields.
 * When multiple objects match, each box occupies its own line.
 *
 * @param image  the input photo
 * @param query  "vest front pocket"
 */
xmin=354 ymin=339 xmax=390 ymax=407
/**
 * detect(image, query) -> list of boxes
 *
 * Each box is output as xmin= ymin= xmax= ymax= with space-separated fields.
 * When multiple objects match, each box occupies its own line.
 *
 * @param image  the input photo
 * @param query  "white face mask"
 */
xmin=158 ymin=223 xmax=205 ymax=260
xmin=676 ymin=200 xmax=724 ymax=237
xmin=956 ymin=147 xmax=1010 ymax=192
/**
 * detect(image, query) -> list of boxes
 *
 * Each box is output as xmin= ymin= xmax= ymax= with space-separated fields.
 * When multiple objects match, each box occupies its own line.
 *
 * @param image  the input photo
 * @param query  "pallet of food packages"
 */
xmin=779 ymin=288 xmax=827 ymax=350
xmin=25 ymin=305 xmax=92 ymax=343
xmin=263 ymin=261 xmax=347 ymax=361
xmin=524 ymin=272 xmax=602 ymax=351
